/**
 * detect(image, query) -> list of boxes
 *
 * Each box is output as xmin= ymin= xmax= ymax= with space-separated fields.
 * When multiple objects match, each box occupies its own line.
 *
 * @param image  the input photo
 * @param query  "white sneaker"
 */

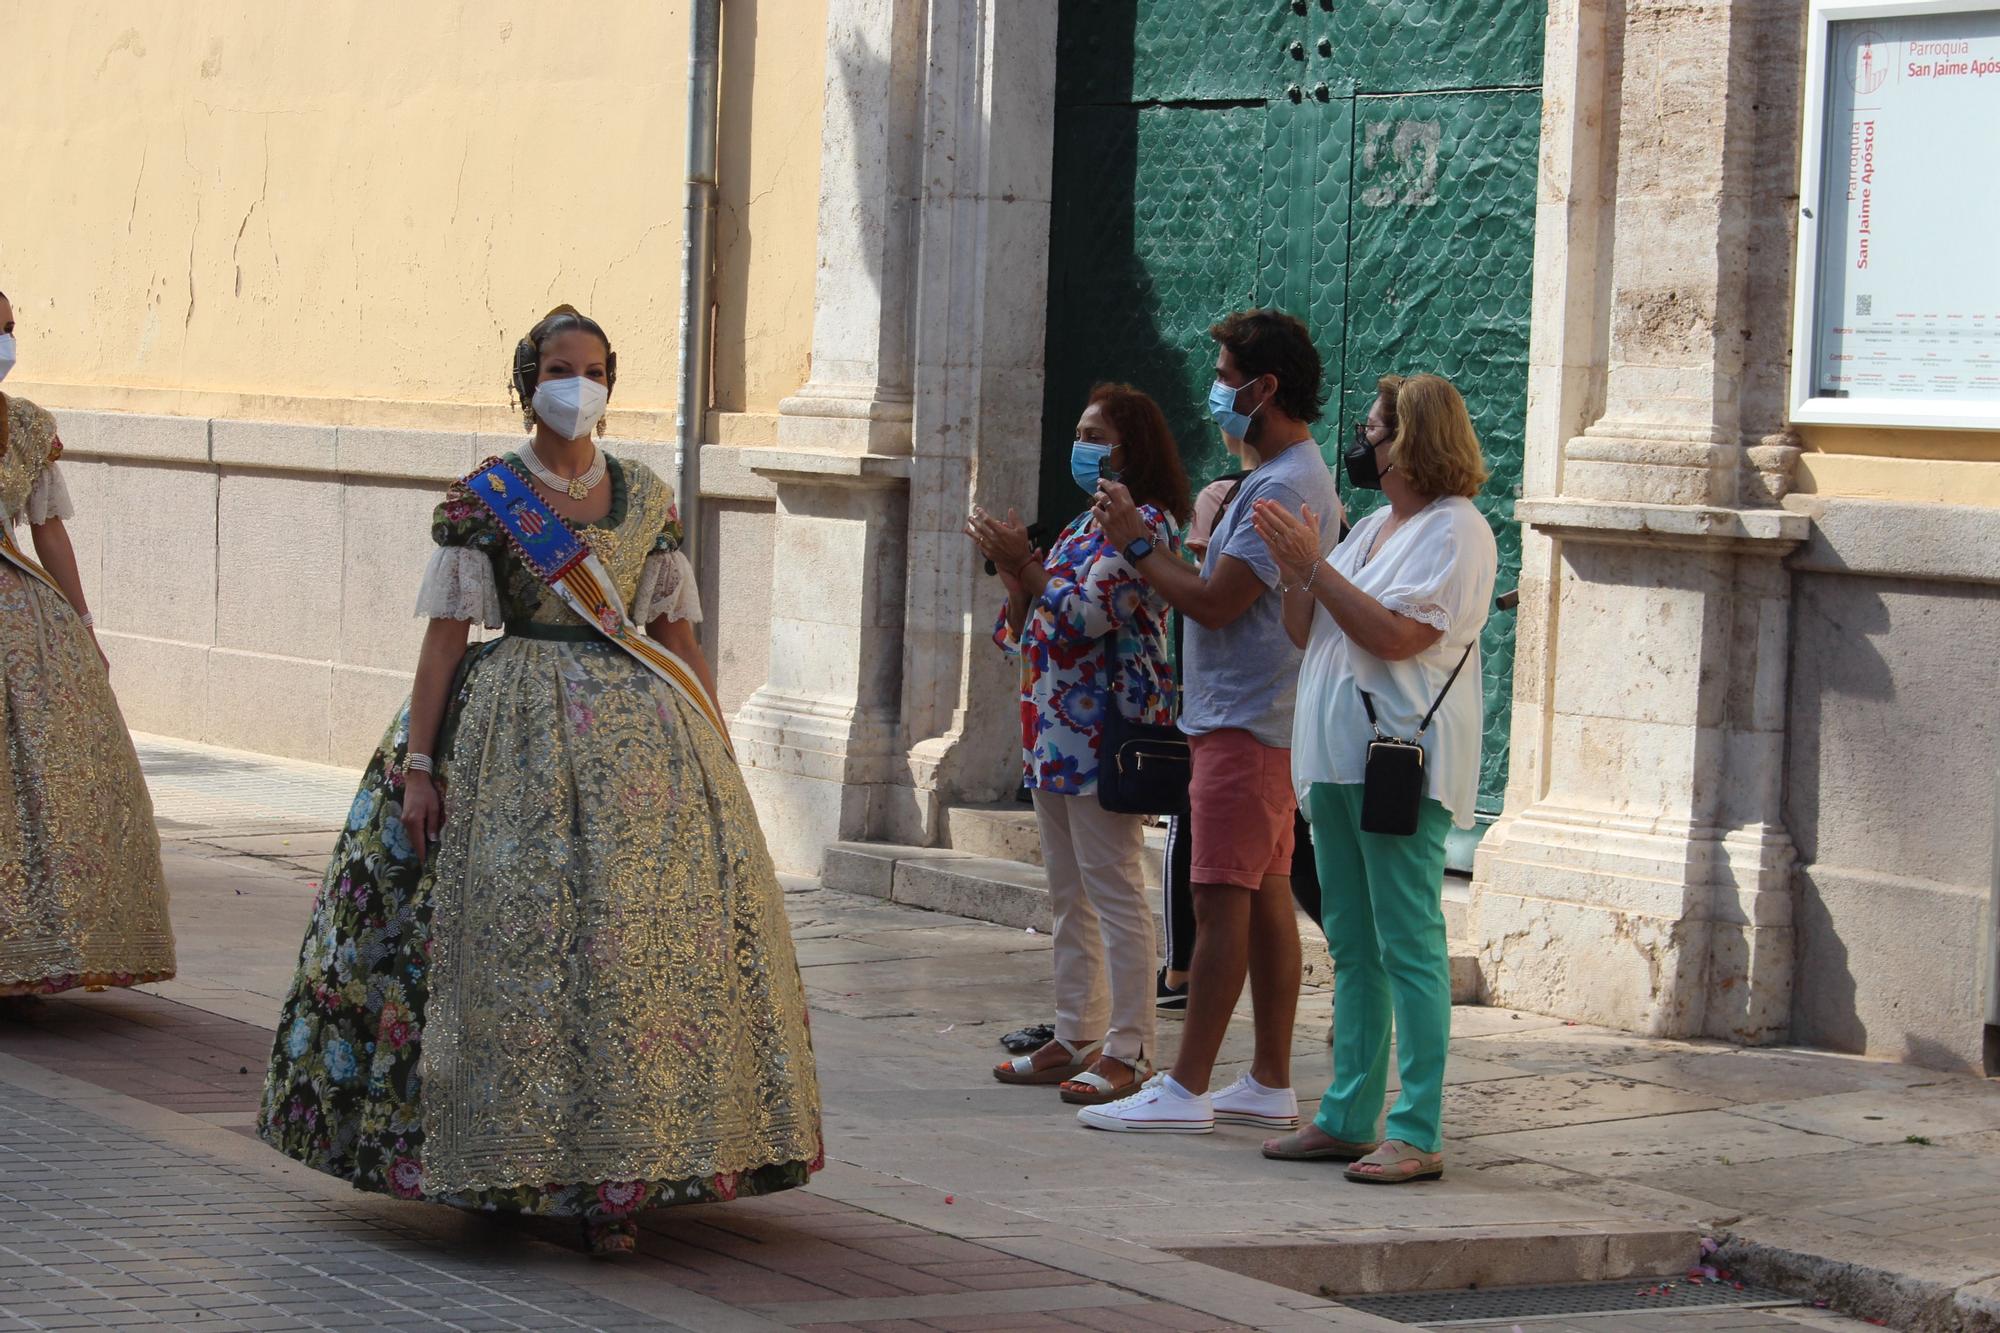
xmin=1211 ymin=1073 xmax=1300 ymax=1129
xmin=1076 ymin=1072 xmax=1214 ymax=1134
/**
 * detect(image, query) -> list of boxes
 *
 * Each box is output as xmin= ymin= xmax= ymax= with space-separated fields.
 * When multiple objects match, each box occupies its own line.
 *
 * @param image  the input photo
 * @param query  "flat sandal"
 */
xmin=993 ymin=1035 xmax=1102 ymax=1086
xmin=1059 ymin=1055 xmax=1152 ymax=1106
xmin=1262 ymin=1129 xmax=1379 ymax=1162
xmin=1344 ymin=1140 xmax=1444 ymax=1184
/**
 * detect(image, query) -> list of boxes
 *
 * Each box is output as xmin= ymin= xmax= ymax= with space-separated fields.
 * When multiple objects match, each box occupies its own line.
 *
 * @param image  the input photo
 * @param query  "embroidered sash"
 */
xmin=463 ymin=457 xmax=734 ymax=756
xmin=0 ymin=522 xmax=69 ymax=602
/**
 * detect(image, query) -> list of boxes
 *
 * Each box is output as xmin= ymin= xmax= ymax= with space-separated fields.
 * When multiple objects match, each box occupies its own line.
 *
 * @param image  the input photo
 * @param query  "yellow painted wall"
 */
xmin=1794 ymin=426 xmax=2000 ymax=506
xmin=0 ymin=0 xmax=825 ymax=440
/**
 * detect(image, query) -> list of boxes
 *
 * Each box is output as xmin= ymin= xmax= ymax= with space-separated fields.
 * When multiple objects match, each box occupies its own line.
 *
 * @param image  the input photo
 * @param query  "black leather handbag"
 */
xmin=1358 ymin=640 xmax=1474 ymax=836
xmin=1096 ymin=637 xmax=1190 ymax=816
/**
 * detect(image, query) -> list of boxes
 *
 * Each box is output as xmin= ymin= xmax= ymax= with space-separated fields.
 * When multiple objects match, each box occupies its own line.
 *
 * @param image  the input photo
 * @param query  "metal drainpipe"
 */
xmin=676 ymin=0 xmax=722 ymax=590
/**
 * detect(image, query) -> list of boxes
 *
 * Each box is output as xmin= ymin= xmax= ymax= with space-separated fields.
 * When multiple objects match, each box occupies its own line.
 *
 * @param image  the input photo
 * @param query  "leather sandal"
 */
xmin=1261 ymin=1128 xmax=1379 ymax=1162
xmin=1343 ymin=1139 xmax=1444 ymax=1184
xmin=993 ymin=1035 xmax=1102 ymax=1085
xmin=1059 ymin=1054 xmax=1152 ymax=1105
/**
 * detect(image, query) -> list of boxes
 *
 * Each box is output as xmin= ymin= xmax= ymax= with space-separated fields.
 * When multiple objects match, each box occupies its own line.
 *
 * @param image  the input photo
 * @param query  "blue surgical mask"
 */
xmin=1070 ymin=439 xmax=1114 ymax=494
xmin=1207 ymin=378 xmax=1264 ymax=440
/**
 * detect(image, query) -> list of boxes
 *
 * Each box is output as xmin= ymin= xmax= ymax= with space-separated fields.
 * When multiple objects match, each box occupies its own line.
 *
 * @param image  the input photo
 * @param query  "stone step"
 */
xmin=940 ymin=802 xmax=1473 ymax=939
xmin=824 ymin=840 xmax=1480 ymax=1002
xmin=1162 ymin=1220 xmax=1701 ymax=1298
xmin=945 ymin=802 xmax=1168 ymax=883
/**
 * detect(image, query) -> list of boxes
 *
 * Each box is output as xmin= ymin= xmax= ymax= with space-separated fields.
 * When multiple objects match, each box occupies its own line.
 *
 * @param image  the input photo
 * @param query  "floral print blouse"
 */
xmin=993 ymin=507 xmax=1180 ymax=795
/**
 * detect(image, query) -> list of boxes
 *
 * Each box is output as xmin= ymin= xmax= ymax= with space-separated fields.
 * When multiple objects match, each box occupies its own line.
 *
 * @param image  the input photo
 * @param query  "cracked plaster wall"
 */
xmin=0 ymin=1 xmax=828 ymax=762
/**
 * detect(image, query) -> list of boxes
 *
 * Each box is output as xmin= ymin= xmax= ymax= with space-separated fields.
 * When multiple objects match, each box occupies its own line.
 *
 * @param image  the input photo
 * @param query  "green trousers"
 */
xmin=1306 ymin=781 xmax=1453 ymax=1154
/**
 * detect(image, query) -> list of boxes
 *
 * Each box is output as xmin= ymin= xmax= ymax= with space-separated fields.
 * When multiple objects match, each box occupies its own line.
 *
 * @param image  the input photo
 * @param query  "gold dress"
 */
xmin=259 ymin=452 xmax=821 ymax=1218
xmin=0 ymin=393 xmax=176 ymax=996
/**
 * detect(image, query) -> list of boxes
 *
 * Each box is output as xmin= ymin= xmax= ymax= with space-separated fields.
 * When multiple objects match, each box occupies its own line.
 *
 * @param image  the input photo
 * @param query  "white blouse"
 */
xmin=1291 ymin=495 xmax=1498 ymax=829
xmin=412 ymin=545 xmax=702 ymax=628
xmin=7 ymin=460 xmax=75 ymax=528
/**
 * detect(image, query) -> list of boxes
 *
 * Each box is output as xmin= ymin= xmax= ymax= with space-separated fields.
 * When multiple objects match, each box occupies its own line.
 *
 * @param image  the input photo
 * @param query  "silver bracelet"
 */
xmin=78 ymin=611 xmax=95 ymax=628
xmin=406 ymin=753 xmax=434 ymax=774
xmin=1305 ymin=562 xmax=1324 ymax=594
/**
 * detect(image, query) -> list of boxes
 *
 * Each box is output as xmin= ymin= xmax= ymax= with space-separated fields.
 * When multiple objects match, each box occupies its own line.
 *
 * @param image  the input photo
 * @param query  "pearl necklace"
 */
xmin=522 ymin=442 xmax=606 ymax=501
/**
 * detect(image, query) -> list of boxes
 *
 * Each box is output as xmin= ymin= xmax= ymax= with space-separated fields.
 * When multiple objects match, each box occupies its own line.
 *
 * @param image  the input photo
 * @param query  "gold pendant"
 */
xmin=568 ymin=477 xmax=590 ymax=501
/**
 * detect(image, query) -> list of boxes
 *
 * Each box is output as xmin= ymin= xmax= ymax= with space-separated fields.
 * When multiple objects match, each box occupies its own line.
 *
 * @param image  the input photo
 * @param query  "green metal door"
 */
xmin=1040 ymin=0 xmax=1542 ymax=839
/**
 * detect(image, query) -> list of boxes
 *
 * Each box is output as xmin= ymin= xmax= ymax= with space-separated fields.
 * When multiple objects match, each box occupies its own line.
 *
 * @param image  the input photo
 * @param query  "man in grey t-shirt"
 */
xmin=1090 ymin=309 xmax=1341 ymax=1138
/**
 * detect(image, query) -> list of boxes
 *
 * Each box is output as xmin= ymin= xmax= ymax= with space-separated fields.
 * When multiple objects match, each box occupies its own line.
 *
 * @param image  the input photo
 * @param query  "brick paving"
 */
xmin=0 ymin=1078 xmax=692 ymax=1332
xmin=0 ymin=990 xmax=1252 ymax=1332
xmin=0 ymin=990 xmax=270 ymax=1119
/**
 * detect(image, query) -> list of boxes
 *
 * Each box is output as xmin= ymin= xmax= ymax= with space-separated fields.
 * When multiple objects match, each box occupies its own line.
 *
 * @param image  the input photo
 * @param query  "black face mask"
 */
xmin=1344 ymin=422 xmax=1390 ymax=491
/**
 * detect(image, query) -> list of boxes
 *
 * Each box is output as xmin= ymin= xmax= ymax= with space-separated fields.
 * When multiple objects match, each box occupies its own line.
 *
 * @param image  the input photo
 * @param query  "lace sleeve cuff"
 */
xmin=414 ymin=546 xmax=504 ymax=626
xmin=1380 ymin=594 xmax=1452 ymax=633
xmin=635 ymin=549 xmax=703 ymax=625
xmin=23 ymin=461 xmax=76 ymax=525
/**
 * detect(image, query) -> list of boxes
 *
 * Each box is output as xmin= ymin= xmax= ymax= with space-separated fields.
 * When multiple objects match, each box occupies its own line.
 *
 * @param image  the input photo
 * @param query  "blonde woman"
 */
xmin=1250 ymin=374 xmax=1496 ymax=1183
xmin=0 ymin=288 xmax=176 ymax=998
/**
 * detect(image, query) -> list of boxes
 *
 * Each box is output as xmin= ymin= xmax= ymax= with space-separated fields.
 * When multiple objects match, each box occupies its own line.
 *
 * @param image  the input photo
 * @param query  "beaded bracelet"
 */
xmin=407 ymin=753 xmax=434 ymax=775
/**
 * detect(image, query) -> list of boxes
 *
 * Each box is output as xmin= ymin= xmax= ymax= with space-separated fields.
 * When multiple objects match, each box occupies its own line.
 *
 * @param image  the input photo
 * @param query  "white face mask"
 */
xmin=0 ymin=334 xmax=16 ymax=383
xmin=531 ymin=374 xmax=609 ymax=441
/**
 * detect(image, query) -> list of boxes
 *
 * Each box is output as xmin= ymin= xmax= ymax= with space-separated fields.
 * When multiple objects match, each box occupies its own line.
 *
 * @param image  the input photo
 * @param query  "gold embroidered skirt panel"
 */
xmin=0 ymin=564 xmax=176 ymax=995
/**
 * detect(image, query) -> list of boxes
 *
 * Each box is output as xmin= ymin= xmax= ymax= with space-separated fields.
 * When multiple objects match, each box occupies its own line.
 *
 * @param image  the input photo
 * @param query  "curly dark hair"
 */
xmin=1088 ymin=382 xmax=1192 ymax=524
xmin=510 ymin=305 xmax=618 ymax=433
xmin=1208 ymin=308 xmax=1326 ymax=425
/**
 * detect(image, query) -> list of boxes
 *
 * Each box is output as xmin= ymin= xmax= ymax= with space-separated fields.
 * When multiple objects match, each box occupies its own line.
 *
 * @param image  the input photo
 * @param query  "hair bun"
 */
xmin=542 ymin=303 xmax=581 ymax=320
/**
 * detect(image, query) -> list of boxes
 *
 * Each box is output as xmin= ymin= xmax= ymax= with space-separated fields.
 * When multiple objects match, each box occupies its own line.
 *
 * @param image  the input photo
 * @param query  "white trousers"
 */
xmin=1031 ymin=790 xmax=1158 ymax=1063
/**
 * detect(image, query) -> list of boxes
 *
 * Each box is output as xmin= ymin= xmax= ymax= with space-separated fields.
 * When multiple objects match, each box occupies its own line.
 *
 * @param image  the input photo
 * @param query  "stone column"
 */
xmin=1471 ymin=0 xmax=1810 ymax=1044
xmin=890 ymin=0 xmax=1060 ymax=844
xmin=734 ymin=0 xmax=927 ymax=872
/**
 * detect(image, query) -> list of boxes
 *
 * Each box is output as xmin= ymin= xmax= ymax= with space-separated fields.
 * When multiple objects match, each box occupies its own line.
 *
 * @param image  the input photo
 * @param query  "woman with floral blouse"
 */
xmin=965 ymin=383 xmax=1190 ymax=1106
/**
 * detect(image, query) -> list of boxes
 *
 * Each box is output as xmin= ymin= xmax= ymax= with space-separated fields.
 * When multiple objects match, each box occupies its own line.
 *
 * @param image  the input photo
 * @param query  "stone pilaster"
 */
xmin=1471 ymin=0 xmax=1810 ymax=1043
xmin=736 ymin=0 xmax=927 ymax=870
xmin=890 ymin=0 xmax=1060 ymax=844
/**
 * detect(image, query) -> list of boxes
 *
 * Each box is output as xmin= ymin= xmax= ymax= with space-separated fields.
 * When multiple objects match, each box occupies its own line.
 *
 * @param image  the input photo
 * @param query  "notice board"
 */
xmin=1793 ymin=2 xmax=2000 ymax=429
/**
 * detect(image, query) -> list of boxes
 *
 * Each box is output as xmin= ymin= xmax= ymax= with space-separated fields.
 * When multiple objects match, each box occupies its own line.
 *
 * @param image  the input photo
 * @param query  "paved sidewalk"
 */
xmin=0 ymin=735 xmax=1986 ymax=1331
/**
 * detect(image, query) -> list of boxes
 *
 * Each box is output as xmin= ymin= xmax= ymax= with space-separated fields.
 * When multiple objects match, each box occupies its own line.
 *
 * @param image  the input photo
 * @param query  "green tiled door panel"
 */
xmin=1043 ymin=4 xmax=1544 ymax=825
xmin=1254 ymin=96 xmax=1352 ymax=486
xmin=1057 ymin=0 xmax=1304 ymax=106
xmin=1313 ymin=0 xmax=1547 ymax=94
xmin=1038 ymin=103 xmax=1274 ymax=518
xmin=1340 ymin=90 xmax=1539 ymax=812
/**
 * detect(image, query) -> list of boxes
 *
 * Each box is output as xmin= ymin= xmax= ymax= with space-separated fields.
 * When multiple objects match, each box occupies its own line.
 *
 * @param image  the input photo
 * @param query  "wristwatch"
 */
xmin=1122 ymin=536 xmax=1154 ymax=564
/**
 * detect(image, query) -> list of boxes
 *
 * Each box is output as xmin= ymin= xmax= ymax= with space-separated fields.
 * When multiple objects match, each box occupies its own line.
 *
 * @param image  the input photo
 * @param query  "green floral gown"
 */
xmin=259 ymin=453 xmax=822 ymax=1221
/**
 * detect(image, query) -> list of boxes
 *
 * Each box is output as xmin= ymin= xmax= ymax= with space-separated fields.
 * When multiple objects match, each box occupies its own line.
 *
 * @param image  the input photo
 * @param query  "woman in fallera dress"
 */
xmin=0 ymin=288 xmax=176 ymax=999
xmin=259 ymin=306 xmax=822 ymax=1255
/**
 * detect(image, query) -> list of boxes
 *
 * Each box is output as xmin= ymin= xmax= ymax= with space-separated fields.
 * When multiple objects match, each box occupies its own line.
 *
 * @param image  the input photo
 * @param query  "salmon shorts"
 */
xmin=1186 ymin=728 xmax=1297 ymax=890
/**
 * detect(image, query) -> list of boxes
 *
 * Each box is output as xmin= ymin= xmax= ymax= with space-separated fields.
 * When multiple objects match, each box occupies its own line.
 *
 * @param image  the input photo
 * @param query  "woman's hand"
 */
xmin=1251 ymin=499 xmax=1323 ymax=582
xmin=995 ymin=547 xmax=1043 ymax=599
xmin=1092 ymin=479 xmax=1147 ymax=550
xmin=403 ymin=772 xmax=444 ymax=862
xmin=966 ymin=505 xmax=1037 ymax=579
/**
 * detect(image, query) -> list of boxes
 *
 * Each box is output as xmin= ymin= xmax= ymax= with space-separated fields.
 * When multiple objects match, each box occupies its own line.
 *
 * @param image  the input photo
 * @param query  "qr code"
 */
xmin=1856 ymin=294 xmax=1873 ymax=316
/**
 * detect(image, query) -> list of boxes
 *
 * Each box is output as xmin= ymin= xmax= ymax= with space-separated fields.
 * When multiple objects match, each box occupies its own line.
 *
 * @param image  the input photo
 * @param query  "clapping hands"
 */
xmin=1250 ymin=498 xmax=1323 ymax=584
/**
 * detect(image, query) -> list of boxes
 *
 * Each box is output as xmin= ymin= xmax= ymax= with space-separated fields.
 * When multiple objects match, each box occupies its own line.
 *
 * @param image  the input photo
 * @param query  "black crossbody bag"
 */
xmin=1358 ymin=640 xmax=1474 ymax=836
xmin=1097 ymin=636 xmax=1190 ymax=816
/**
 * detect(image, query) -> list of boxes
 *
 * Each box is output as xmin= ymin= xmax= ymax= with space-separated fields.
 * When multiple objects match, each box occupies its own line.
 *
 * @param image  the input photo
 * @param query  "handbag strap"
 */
xmin=1359 ymin=638 xmax=1475 ymax=740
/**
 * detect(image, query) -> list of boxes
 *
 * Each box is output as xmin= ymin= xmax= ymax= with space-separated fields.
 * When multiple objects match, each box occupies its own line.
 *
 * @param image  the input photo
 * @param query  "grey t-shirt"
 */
xmin=1180 ymin=439 xmax=1341 ymax=747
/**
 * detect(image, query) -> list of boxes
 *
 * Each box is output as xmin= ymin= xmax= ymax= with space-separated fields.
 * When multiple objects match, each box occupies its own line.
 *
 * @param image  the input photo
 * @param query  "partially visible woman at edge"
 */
xmin=966 ymin=382 xmax=1190 ymax=1106
xmin=259 ymin=306 xmax=822 ymax=1255
xmin=1250 ymin=373 xmax=1495 ymax=1184
xmin=0 ymin=288 xmax=176 ymax=999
